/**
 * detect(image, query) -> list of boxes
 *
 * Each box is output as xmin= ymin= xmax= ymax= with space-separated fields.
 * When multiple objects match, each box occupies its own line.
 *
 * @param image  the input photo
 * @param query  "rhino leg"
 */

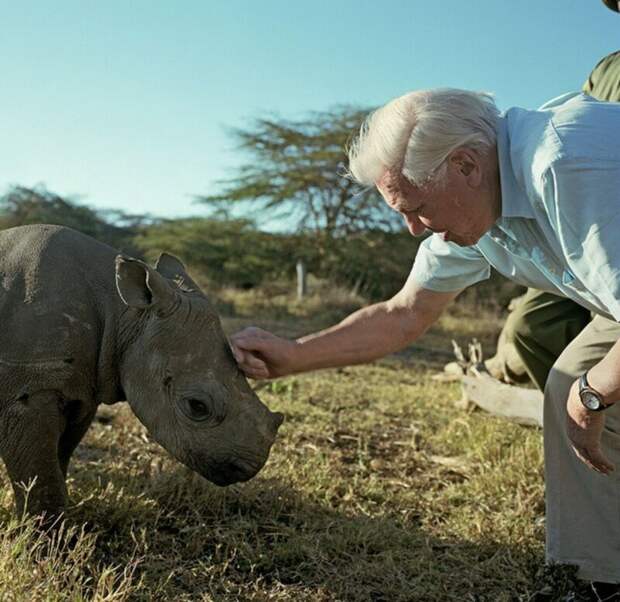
xmin=57 ymin=402 xmax=97 ymax=478
xmin=0 ymin=390 xmax=68 ymax=518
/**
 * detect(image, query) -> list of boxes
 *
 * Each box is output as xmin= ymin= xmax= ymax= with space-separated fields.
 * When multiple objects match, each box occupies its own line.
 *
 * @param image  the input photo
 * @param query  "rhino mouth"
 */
xmin=201 ymin=456 xmax=267 ymax=487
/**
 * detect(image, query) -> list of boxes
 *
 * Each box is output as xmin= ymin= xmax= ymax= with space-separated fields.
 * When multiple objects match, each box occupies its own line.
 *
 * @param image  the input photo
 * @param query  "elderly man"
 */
xmin=231 ymin=89 xmax=620 ymax=590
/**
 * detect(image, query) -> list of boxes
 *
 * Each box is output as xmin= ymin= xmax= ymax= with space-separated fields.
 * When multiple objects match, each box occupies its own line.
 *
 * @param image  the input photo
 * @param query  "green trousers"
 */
xmin=500 ymin=288 xmax=592 ymax=391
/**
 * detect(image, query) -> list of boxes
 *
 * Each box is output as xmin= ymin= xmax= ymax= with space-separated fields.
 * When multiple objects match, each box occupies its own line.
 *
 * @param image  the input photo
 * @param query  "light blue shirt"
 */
xmin=411 ymin=93 xmax=620 ymax=320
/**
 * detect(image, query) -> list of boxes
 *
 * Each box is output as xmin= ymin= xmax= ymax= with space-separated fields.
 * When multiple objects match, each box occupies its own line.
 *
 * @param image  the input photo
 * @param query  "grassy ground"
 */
xmin=0 ymin=284 xmax=588 ymax=600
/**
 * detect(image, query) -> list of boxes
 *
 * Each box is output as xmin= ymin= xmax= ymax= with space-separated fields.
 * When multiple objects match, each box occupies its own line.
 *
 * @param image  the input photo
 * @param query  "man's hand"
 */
xmin=566 ymin=379 xmax=615 ymax=474
xmin=229 ymin=327 xmax=299 ymax=380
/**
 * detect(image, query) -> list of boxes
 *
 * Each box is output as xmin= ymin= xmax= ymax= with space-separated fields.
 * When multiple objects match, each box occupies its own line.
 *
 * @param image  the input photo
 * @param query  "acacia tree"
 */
xmin=197 ymin=107 xmax=418 ymax=297
xmin=199 ymin=106 xmax=402 ymax=241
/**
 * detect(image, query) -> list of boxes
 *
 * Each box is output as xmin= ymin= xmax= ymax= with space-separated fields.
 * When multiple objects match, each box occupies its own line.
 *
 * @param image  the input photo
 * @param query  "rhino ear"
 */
xmin=155 ymin=253 xmax=201 ymax=293
xmin=115 ymin=255 xmax=175 ymax=309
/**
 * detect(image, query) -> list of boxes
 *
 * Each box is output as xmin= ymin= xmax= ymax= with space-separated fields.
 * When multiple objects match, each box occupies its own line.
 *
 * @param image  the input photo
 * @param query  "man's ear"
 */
xmin=449 ymin=148 xmax=481 ymax=185
xmin=115 ymin=255 xmax=176 ymax=309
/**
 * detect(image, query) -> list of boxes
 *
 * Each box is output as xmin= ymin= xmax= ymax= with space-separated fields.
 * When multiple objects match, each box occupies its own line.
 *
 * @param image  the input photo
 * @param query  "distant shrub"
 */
xmin=135 ymin=217 xmax=522 ymax=309
xmin=317 ymin=229 xmax=421 ymax=300
xmin=134 ymin=217 xmax=299 ymax=289
xmin=0 ymin=185 xmax=144 ymax=254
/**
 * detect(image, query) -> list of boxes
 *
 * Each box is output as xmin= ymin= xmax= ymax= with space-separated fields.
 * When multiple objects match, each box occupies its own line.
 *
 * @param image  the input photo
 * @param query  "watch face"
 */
xmin=583 ymin=391 xmax=602 ymax=411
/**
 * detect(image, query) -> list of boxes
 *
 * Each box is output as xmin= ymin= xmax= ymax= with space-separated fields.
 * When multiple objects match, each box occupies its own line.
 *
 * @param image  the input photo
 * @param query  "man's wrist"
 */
xmin=579 ymin=371 xmax=615 ymax=411
xmin=290 ymin=338 xmax=313 ymax=374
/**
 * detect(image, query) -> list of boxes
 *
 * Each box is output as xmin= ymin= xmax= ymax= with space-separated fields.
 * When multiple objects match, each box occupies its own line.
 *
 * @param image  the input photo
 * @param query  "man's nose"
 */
xmin=404 ymin=213 xmax=426 ymax=237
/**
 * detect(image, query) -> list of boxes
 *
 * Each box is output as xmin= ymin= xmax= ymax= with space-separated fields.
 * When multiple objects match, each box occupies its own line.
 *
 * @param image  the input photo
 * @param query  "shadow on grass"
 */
xmin=54 ymin=461 xmax=581 ymax=602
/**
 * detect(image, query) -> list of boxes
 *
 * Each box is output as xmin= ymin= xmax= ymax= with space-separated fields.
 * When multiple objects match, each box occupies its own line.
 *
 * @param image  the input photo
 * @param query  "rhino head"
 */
xmin=114 ymin=253 xmax=283 ymax=486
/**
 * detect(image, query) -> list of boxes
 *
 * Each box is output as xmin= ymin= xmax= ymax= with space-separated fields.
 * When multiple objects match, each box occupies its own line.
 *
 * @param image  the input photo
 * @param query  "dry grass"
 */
xmin=215 ymin=276 xmax=366 ymax=337
xmin=0 ymin=285 xmax=588 ymax=600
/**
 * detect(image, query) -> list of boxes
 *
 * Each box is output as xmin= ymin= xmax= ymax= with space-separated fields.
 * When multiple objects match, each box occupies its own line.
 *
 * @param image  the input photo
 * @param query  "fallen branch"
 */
xmin=446 ymin=339 xmax=543 ymax=428
xmin=461 ymin=373 xmax=543 ymax=427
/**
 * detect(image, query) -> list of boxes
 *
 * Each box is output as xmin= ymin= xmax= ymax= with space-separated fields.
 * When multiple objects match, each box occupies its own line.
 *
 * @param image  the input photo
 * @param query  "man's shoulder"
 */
xmin=520 ymin=94 xmax=592 ymax=163
xmin=506 ymin=93 xmax=620 ymax=172
xmin=502 ymin=103 xmax=563 ymax=191
xmin=546 ymin=94 xmax=620 ymax=164
xmin=500 ymin=94 xmax=614 ymax=209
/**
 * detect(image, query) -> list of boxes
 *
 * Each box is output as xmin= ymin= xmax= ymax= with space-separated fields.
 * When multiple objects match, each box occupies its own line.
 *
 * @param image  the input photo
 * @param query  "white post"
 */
xmin=296 ymin=259 xmax=307 ymax=300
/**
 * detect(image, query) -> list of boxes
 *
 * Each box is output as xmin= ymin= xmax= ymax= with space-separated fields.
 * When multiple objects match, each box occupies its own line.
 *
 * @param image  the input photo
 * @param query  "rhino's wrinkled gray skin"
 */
xmin=0 ymin=224 xmax=283 ymax=516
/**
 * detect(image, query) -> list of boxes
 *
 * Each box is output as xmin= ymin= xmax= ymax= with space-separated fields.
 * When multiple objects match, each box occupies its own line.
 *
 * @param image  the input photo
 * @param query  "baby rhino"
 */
xmin=0 ymin=224 xmax=283 ymax=517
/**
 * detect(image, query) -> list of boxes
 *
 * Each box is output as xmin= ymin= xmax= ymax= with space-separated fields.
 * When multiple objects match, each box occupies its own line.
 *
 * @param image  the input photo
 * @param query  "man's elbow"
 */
xmin=384 ymin=299 xmax=437 ymax=346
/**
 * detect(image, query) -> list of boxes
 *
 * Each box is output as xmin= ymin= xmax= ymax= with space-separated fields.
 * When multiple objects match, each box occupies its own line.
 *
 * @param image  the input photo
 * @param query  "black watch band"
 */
xmin=578 ymin=372 xmax=612 ymax=412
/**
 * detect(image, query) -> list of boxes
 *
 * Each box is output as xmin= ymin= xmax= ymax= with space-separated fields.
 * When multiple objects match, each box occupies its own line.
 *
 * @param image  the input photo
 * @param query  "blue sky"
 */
xmin=1 ymin=1 xmax=618 ymax=221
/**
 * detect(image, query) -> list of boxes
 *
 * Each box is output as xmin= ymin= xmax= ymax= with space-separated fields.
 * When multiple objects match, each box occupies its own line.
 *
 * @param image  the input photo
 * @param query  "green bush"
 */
xmin=0 ymin=186 xmax=143 ymax=254
xmin=134 ymin=217 xmax=299 ymax=289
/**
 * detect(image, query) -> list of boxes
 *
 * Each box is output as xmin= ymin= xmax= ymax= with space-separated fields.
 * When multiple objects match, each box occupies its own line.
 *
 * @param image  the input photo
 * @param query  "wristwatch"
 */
xmin=578 ymin=372 xmax=612 ymax=411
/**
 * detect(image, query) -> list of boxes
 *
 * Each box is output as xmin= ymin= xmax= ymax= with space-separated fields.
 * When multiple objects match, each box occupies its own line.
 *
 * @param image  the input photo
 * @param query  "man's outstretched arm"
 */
xmin=230 ymin=273 xmax=460 ymax=379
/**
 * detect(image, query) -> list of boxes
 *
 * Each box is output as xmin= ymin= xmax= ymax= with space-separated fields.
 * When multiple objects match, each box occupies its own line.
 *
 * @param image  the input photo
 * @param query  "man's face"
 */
xmin=376 ymin=149 xmax=499 ymax=247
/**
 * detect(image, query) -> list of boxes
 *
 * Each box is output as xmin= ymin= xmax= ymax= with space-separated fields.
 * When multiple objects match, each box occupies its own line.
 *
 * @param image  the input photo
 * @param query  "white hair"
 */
xmin=348 ymin=88 xmax=500 ymax=186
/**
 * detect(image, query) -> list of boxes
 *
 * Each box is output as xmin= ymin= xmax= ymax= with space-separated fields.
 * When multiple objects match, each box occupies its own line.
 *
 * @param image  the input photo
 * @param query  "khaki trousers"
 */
xmin=545 ymin=314 xmax=620 ymax=582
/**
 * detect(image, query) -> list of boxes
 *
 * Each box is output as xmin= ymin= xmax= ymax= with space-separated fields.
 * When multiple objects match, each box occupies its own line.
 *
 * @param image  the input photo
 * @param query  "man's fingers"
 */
xmin=237 ymin=361 xmax=269 ymax=379
xmin=235 ymin=348 xmax=268 ymax=371
xmin=242 ymin=352 xmax=268 ymax=373
xmin=239 ymin=352 xmax=270 ymax=379
xmin=230 ymin=326 xmax=292 ymax=380
xmin=229 ymin=342 xmax=243 ymax=364
xmin=571 ymin=444 xmax=615 ymax=474
xmin=228 ymin=341 xmax=270 ymax=379
xmin=231 ymin=328 xmax=272 ymax=353
xmin=245 ymin=367 xmax=270 ymax=380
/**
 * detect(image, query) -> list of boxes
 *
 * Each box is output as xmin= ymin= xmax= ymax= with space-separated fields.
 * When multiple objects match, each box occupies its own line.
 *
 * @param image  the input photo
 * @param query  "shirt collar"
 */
xmin=496 ymin=116 xmax=536 ymax=219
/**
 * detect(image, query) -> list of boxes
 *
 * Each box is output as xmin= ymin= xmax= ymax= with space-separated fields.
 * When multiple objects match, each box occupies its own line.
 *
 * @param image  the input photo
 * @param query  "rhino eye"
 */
xmin=179 ymin=397 xmax=223 ymax=422
xmin=180 ymin=397 xmax=212 ymax=422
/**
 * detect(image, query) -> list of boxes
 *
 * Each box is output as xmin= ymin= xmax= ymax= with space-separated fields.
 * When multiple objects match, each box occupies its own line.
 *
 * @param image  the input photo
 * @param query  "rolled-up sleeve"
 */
xmin=410 ymin=234 xmax=491 ymax=292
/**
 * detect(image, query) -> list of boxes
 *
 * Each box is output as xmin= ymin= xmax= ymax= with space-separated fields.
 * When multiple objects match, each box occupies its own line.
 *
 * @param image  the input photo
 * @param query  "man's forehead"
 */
xmin=377 ymin=168 xmax=403 ymax=190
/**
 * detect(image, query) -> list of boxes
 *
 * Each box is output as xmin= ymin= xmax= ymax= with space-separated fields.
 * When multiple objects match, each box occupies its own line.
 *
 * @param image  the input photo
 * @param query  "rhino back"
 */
xmin=0 ymin=225 xmax=121 ymax=402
